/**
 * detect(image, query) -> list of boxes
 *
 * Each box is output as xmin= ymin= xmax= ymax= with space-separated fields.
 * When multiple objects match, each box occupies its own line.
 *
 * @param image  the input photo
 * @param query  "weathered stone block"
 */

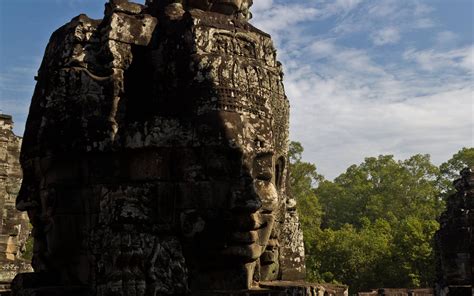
xmin=0 ymin=115 xmax=32 ymax=286
xmin=102 ymin=12 xmax=157 ymax=46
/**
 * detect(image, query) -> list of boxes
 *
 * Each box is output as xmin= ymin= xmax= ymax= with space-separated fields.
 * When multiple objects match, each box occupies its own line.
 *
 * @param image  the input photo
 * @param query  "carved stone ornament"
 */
xmin=11 ymin=1 xmax=323 ymax=295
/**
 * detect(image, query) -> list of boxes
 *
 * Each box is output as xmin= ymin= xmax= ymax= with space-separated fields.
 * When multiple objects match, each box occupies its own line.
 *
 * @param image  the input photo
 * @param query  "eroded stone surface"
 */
xmin=13 ymin=0 xmax=308 ymax=295
xmin=434 ymin=167 xmax=473 ymax=296
xmin=0 ymin=114 xmax=32 ymax=288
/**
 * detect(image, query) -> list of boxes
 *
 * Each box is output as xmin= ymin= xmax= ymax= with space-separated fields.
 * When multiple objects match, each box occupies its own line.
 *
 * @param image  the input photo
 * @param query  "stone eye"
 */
xmin=253 ymin=152 xmax=273 ymax=181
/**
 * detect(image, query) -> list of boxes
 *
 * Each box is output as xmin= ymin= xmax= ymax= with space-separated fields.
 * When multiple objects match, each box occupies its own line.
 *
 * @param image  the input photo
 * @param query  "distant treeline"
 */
xmin=289 ymin=143 xmax=473 ymax=293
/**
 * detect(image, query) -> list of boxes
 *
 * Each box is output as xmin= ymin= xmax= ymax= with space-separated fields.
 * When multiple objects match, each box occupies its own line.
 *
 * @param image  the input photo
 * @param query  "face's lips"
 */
xmin=229 ymin=230 xmax=258 ymax=244
xmin=221 ymin=244 xmax=263 ymax=261
xmin=218 ymin=212 xmax=275 ymax=261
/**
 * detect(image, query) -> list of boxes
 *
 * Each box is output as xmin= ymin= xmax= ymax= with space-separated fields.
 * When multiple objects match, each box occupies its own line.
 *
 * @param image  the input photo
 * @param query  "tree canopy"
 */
xmin=289 ymin=142 xmax=472 ymax=293
xmin=438 ymin=147 xmax=474 ymax=197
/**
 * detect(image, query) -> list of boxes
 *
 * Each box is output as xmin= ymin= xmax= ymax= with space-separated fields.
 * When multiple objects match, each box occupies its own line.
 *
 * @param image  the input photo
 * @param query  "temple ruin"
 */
xmin=11 ymin=0 xmax=340 ymax=295
xmin=9 ymin=1 xmax=471 ymax=296
xmin=435 ymin=167 xmax=473 ymax=296
xmin=0 ymin=114 xmax=32 ymax=293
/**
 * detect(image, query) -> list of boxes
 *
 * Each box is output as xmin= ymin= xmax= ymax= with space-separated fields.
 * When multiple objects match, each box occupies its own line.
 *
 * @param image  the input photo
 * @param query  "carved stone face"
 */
xmin=16 ymin=4 xmax=296 ymax=293
xmin=177 ymin=109 xmax=284 ymax=289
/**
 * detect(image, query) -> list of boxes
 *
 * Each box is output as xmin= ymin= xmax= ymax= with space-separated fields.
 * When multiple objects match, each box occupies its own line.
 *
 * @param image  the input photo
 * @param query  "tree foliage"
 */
xmin=288 ymin=142 xmax=469 ymax=293
xmin=438 ymin=147 xmax=474 ymax=197
xmin=288 ymin=142 xmax=324 ymax=251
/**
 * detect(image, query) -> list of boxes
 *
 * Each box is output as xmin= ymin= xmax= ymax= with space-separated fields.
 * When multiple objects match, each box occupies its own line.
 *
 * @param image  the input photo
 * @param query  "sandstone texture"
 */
xmin=0 ymin=114 xmax=32 ymax=291
xmin=13 ymin=1 xmax=314 ymax=295
xmin=434 ymin=167 xmax=473 ymax=296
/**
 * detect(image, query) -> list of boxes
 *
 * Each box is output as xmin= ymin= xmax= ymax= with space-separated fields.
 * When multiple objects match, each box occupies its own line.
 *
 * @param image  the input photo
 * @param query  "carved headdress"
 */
xmin=146 ymin=0 xmax=253 ymax=19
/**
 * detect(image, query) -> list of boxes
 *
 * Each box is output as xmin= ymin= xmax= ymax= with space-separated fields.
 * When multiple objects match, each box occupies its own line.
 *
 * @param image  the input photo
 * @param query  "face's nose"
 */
xmin=229 ymin=175 xmax=262 ymax=213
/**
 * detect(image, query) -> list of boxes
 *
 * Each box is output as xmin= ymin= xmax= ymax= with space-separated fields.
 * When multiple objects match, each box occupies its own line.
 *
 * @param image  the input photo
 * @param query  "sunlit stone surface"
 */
xmin=0 ymin=114 xmax=32 ymax=293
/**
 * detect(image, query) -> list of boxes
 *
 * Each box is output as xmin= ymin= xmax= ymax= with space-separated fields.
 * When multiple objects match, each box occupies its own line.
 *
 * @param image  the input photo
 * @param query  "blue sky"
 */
xmin=0 ymin=0 xmax=473 ymax=178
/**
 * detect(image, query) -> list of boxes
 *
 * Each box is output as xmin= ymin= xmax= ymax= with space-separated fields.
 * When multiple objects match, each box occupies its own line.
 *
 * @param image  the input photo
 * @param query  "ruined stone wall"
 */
xmin=435 ymin=167 xmax=473 ymax=296
xmin=0 ymin=114 xmax=31 ymax=286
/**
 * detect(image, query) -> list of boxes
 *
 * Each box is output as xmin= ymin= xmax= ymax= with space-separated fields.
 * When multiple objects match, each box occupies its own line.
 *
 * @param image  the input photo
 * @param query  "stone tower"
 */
xmin=435 ymin=167 xmax=473 ymax=296
xmin=10 ymin=1 xmax=328 ymax=295
xmin=0 ymin=114 xmax=31 ymax=290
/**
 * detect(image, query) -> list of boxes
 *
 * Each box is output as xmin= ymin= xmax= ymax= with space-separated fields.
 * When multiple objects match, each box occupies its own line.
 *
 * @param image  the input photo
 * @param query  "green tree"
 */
xmin=288 ymin=141 xmax=324 ymax=280
xmin=391 ymin=216 xmax=439 ymax=287
xmin=288 ymin=142 xmax=324 ymax=229
xmin=22 ymin=236 xmax=34 ymax=262
xmin=317 ymin=154 xmax=441 ymax=229
xmin=438 ymin=147 xmax=474 ymax=197
xmin=289 ymin=142 xmax=445 ymax=293
xmin=313 ymin=219 xmax=393 ymax=292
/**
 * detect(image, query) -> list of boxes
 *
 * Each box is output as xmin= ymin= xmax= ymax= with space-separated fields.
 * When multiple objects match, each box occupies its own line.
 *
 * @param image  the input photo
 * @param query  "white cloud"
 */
xmin=252 ymin=4 xmax=320 ymax=35
xmin=403 ymin=46 xmax=474 ymax=72
xmin=251 ymin=0 xmax=274 ymax=14
xmin=286 ymin=67 xmax=472 ymax=178
xmin=371 ymin=27 xmax=401 ymax=46
xmin=280 ymin=32 xmax=473 ymax=178
xmin=325 ymin=0 xmax=364 ymax=15
xmin=252 ymin=0 xmax=364 ymax=35
xmin=435 ymin=31 xmax=458 ymax=46
xmin=331 ymin=0 xmax=436 ymax=39
xmin=335 ymin=0 xmax=363 ymax=11
xmin=413 ymin=1 xmax=434 ymax=16
xmin=414 ymin=18 xmax=435 ymax=29
xmin=271 ymin=1 xmax=472 ymax=178
xmin=310 ymin=39 xmax=336 ymax=57
xmin=462 ymin=47 xmax=474 ymax=71
xmin=367 ymin=0 xmax=398 ymax=18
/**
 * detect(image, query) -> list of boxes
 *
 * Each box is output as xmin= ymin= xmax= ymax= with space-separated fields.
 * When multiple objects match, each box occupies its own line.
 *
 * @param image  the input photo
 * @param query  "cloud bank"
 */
xmin=252 ymin=0 xmax=473 ymax=179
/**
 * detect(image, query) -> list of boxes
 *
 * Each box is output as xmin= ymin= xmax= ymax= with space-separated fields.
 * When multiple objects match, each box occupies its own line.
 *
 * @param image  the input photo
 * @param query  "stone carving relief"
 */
xmin=0 ymin=114 xmax=32 ymax=288
xmin=12 ymin=1 xmax=309 ymax=295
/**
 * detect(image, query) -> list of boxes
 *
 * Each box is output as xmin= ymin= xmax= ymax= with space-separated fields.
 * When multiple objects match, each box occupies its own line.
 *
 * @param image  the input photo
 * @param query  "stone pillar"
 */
xmin=434 ymin=167 xmax=473 ymax=296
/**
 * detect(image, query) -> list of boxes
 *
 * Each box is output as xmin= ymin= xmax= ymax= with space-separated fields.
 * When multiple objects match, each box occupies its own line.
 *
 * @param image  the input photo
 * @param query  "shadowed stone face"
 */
xmin=175 ymin=110 xmax=284 ymax=289
xmin=13 ymin=1 xmax=305 ymax=294
xmin=151 ymin=9 xmax=294 ymax=288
